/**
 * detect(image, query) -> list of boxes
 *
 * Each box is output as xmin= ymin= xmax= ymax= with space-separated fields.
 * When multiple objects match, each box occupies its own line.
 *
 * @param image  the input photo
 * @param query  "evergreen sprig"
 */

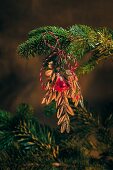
xmin=18 ymin=25 xmax=113 ymax=75
xmin=18 ymin=26 xmax=70 ymax=58
xmin=0 ymin=104 xmax=58 ymax=170
xmin=0 ymin=103 xmax=113 ymax=169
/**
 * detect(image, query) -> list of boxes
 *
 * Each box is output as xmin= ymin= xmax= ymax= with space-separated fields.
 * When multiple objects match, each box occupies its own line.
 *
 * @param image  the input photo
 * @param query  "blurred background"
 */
xmin=0 ymin=0 xmax=113 ymax=126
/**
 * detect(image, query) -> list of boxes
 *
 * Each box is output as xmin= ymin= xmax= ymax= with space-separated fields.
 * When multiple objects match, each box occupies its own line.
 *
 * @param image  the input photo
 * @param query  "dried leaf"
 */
xmin=67 ymin=90 xmax=72 ymax=98
xmin=61 ymin=122 xmax=66 ymax=133
xmin=66 ymin=90 xmax=69 ymax=96
xmin=57 ymin=109 xmax=60 ymax=118
xmin=46 ymin=99 xmax=51 ymax=105
xmin=66 ymin=123 xmax=70 ymax=133
xmin=51 ymin=92 xmax=56 ymax=101
xmin=74 ymin=100 xmax=79 ymax=107
xmin=65 ymin=114 xmax=70 ymax=121
xmin=45 ymin=70 xmax=53 ymax=77
xmin=57 ymin=109 xmax=61 ymax=119
xmin=41 ymin=97 xmax=46 ymax=104
xmin=45 ymin=90 xmax=50 ymax=97
xmin=73 ymin=81 xmax=77 ymax=89
xmin=52 ymin=73 xmax=56 ymax=81
xmin=55 ymin=92 xmax=61 ymax=101
xmin=57 ymin=106 xmax=63 ymax=119
xmin=57 ymin=96 xmax=62 ymax=106
xmin=66 ymin=104 xmax=74 ymax=116
xmin=60 ymin=106 xmax=64 ymax=116
xmin=64 ymin=96 xmax=69 ymax=103
xmin=57 ymin=114 xmax=66 ymax=125
xmin=45 ymin=82 xmax=50 ymax=90
xmin=47 ymin=92 xmax=54 ymax=104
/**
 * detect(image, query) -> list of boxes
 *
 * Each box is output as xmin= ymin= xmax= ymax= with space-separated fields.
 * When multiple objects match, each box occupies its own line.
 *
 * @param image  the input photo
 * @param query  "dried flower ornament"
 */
xmin=40 ymin=32 xmax=83 ymax=133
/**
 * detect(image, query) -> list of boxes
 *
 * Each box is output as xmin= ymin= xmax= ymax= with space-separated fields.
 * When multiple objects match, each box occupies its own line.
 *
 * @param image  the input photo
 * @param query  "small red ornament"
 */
xmin=53 ymin=75 xmax=69 ymax=92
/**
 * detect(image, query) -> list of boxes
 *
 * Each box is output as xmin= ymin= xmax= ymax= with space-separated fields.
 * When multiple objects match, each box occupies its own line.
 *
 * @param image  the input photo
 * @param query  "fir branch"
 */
xmin=18 ymin=24 xmax=113 ymax=76
xmin=0 ymin=104 xmax=113 ymax=169
xmin=0 ymin=104 xmax=58 ymax=169
xmin=18 ymin=26 xmax=70 ymax=58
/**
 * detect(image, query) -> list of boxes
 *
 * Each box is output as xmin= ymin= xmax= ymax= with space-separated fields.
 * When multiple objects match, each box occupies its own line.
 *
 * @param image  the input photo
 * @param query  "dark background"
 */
xmin=0 ymin=0 xmax=113 ymax=126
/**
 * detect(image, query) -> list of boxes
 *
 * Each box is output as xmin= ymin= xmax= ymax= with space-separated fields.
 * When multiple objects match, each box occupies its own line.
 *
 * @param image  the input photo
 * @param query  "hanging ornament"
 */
xmin=41 ymin=68 xmax=83 ymax=133
xmin=40 ymin=32 xmax=83 ymax=133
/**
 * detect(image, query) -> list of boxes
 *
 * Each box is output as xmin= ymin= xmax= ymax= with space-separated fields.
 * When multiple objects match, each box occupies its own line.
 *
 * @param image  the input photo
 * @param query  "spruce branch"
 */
xmin=0 ymin=104 xmax=58 ymax=169
xmin=18 ymin=26 xmax=70 ymax=58
xmin=0 ymin=103 xmax=113 ymax=169
xmin=18 ymin=24 xmax=113 ymax=76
